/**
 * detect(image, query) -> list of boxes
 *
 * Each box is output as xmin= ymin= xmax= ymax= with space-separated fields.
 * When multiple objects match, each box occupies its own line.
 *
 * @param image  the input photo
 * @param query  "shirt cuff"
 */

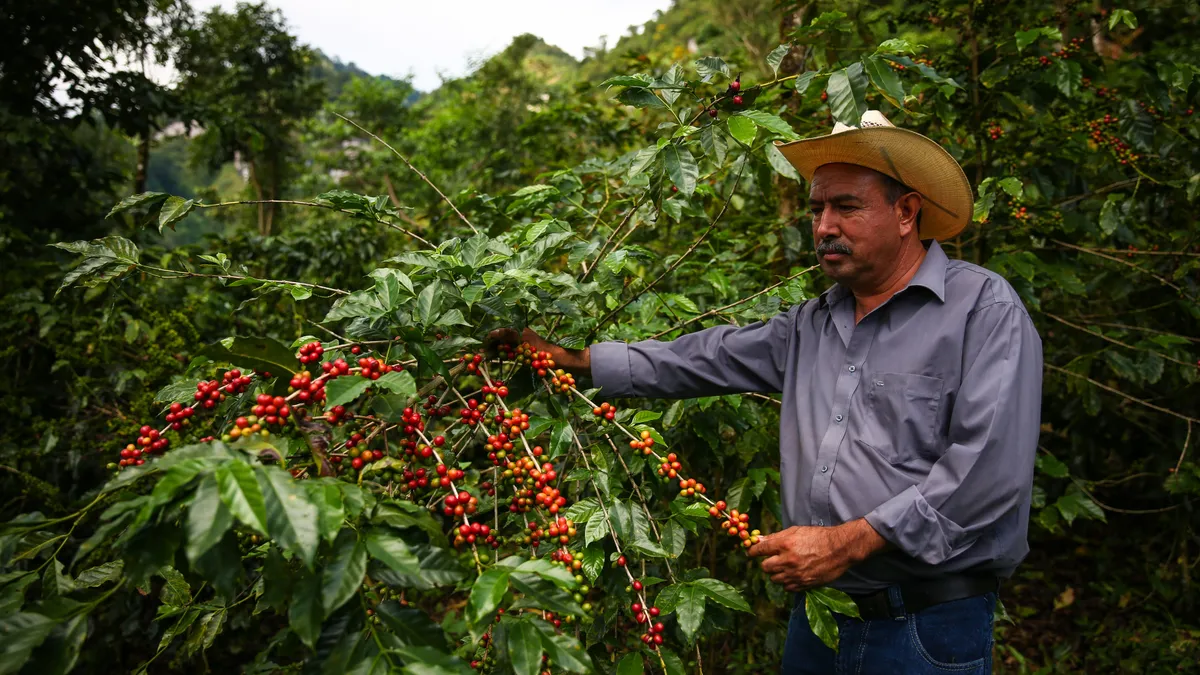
xmin=589 ymin=341 xmax=634 ymax=398
xmin=864 ymin=485 xmax=967 ymax=566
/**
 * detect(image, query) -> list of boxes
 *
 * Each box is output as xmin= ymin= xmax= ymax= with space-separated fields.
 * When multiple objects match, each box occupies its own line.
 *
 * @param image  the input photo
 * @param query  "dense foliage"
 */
xmin=3 ymin=1 xmax=1200 ymax=673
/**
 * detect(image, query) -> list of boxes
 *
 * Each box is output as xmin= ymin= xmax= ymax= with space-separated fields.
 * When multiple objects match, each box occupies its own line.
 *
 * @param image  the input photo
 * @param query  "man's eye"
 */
xmin=838 ymin=204 xmax=858 ymax=212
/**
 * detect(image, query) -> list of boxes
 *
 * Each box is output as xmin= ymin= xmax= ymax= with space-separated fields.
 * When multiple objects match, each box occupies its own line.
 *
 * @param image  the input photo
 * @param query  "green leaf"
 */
xmin=726 ymin=477 xmax=751 ymax=512
xmin=1099 ymin=193 xmax=1123 ymax=236
xmin=627 ymin=144 xmax=661 ymax=179
xmin=157 ymin=196 xmax=195 ymax=232
xmin=73 ymin=561 xmax=123 ymax=589
xmin=794 ymin=71 xmax=817 ymax=95
xmin=508 ymin=620 xmax=544 ymax=675
xmin=41 ymin=559 xmax=73 ymax=599
xmin=805 ymin=591 xmax=839 ymax=651
xmin=617 ymin=652 xmax=644 ymax=675
xmin=323 ymin=376 xmax=372 ymax=410
xmin=826 ymin=63 xmax=868 ymax=126
xmin=735 ymin=110 xmax=800 ymax=140
xmin=1036 ymin=453 xmax=1069 ymax=479
xmin=1015 ymin=27 xmax=1062 ymax=51
xmin=766 ymin=43 xmax=791 ymax=76
xmin=616 ymin=87 xmax=665 ymax=109
xmin=694 ymin=56 xmax=731 ymax=81
xmin=662 ymin=144 xmax=699 ymax=197
xmin=632 ymin=410 xmax=662 ymax=424
xmin=375 ymin=602 xmax=448 ymax=650
xmin=216 ymin=462 xmax=268 ymax=533
xmin=698 ymin=123 xmax=728 ymax=165
xmin=159 ymin=566 xmax=192 ymax=606
xmin=436 ymin=309 xmax=470 ymax=327
xmin=0 ymin=613 xmax=58 ymax=675
xmin=876 ymin=38 xmax=924 ymax=55
xmin=1052 ymin=58 xmax=1083 ymax=97
xmin=1109 ymin=9 xmax=1137 ymax=30
xmin=601 ymin=74 xmax=655 ymax=88
xmin=675 ymin=584 xmax=707 ymax=643
xmin=581 ymin=546 xmax=605 ymax=583
xmin=258 ymin=466 xmax=320 ymax=567
xmin=215 ymin=336 xmax=298 ymax=376
xmin=365 ymin=529 xmax=421 ymax=575
xmin=415 ymin=283 xmax=443 ymax=327
xmin=289 ymin=569 xmax=323 ymax=649
xmin=693 ymin=578 xmax=751 ymax=612
xmin=862 ymin=55 xmax=905 ymax=108
xmin=510 ymin=572 xmax=584 ymax=616
xmin=537 ymin=630 xmax=592 ymax=673
xmin=290 ymin=285 xmax=312 ymax=301
xmin=467 ymin=568 xmax=510 ymax=626
xmin=661 ymin=519 xmax=686 ymax=558
xmin=321 ymin=530 xmax=367 ymax=615
xmin=727 ymin=116 xmax=757 ymax=146
xmin=375 ymin=370 xmax=417 ymax=398
xmin=765 ymin=144 xmax=802 ymax=181
xmin=106 ymin=191 xmax=168 ymax=218
xmin=807 ymin=586 xmax=860 ymax=618
xmin=186 ymin=474 xmax=234 ymax=563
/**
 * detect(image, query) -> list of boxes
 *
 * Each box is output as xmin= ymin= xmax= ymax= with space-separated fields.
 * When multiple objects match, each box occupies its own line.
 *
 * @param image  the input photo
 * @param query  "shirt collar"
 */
xmin=817 ymin=240 xmax=948 ymax=309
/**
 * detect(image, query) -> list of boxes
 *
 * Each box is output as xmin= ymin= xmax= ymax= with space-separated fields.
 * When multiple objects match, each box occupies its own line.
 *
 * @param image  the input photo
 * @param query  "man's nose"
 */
xmin=813 ymin=213 xmax=841 ymax=241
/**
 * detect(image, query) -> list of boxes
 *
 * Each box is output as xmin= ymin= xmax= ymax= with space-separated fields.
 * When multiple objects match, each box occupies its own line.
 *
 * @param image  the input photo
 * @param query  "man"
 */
xmin=503 ymin=111 xmax=1042 ymax=673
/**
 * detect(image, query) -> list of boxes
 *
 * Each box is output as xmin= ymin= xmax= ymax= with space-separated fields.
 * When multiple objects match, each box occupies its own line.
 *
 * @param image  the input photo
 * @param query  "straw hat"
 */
xmin=774 ymin=110 xmax=973 ymax=241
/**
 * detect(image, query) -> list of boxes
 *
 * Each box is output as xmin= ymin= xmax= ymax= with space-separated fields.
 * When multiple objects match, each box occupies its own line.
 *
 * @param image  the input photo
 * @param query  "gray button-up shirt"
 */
xmin=591 ymin=241 xmax=1043 ymax=593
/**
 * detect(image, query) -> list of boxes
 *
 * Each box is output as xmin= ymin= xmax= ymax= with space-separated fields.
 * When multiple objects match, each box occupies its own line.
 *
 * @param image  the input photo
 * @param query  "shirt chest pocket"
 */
xmin=857 ymin=372 xmax=944 ymax=466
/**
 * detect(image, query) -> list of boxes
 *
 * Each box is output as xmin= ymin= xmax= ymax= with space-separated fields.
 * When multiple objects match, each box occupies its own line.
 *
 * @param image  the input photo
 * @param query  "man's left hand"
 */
xmin=746 ymin=519 xmax=887 ymax=592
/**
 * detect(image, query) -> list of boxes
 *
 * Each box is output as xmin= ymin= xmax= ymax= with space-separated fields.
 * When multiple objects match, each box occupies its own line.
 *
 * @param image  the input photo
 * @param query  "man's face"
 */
xmin=808 ymin=163 xmax=916 ymax=290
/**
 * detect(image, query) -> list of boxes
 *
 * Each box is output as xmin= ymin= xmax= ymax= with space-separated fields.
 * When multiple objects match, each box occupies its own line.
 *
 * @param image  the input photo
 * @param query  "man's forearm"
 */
xmin=835 ymin=518 xmax=889 ymax=565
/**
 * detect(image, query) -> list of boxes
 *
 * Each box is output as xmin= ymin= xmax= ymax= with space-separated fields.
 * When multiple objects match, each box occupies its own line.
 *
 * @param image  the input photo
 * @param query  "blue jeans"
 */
xmin=782 ymin=590 xmax=996 ymax=674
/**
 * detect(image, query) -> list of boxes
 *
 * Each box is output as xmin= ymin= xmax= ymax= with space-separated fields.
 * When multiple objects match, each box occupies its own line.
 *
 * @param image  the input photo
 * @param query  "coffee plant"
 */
xmin=6 ymin=3 xmax=1200 ymax=672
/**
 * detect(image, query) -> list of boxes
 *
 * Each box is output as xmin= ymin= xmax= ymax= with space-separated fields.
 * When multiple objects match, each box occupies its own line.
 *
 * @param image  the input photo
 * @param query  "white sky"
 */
xmin=189 ymin=0 xmax=674 ymax=91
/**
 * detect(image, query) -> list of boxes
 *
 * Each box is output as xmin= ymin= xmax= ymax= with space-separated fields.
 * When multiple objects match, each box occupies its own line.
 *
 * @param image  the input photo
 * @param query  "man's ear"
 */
xmin=896 ymin=192 xmax=923 ymax=237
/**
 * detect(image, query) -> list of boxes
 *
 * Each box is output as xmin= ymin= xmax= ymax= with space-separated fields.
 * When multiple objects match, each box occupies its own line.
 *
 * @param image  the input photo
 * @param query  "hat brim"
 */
xmin=774 ymin=127 xmax=973 ymax=242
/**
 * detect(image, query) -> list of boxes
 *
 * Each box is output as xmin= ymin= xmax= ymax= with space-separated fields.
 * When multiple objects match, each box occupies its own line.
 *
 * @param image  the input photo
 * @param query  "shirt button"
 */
xmin=818 ymin=519 xmax=825 ymax=526
xmin=835 ymin=414 xmax=843 ymax=422
xmin=821 ymin=465 xmax=829 ymax=473
xmin=848 ymin=365 xmax=856 ymax=373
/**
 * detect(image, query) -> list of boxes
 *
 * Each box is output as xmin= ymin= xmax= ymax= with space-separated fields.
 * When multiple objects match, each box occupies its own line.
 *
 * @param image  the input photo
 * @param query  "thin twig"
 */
xmin=650 ymin=266 xmax=819 ymax=339
xmin=335 ymin=112 xmax=478 ymax=235
xmin=1053 ymin=239 xmax=1193 ymax=300
xmin=1175 ymin=421 xmax=1193 ymax=475
xmin=1052 ymin=179 xmax=1140 ymax=208
xmin=196 ymin=198 xmax=432 ymax=247
xmin=1044 ymin=363 xmax=1200 ymax=424
xmin=139 ymin=264 xmax=350 ymax=295
xmin=589 ymin=165 xmax=746 ymax=338
xmin=1040 ymin=312 xmax=1196 ymax=368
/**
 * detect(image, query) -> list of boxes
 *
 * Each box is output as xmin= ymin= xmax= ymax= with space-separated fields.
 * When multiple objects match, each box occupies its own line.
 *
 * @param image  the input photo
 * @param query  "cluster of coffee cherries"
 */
xmin=528 ymin=350 xmax=556 ymax=377
xmin=457 ymin=398 xmax=488 ymax=427
xmin=676 ymin=477 xmax=706 ymax=498
xmin=986 ymin=123 xmax=1004 ymax=140
xmin=193 ymin=379 xmax=228 ymax=410
xmin=163 ymin=401 xmax=195 ymax=431
xmin=115 ymin=424 xmax=170 ymax=467
xmin=728 ymin=76 xmax=743 ymax=106
xmin=483 ymin=431 xmax=521 ymax=464
xmin=630 ymin=600 xmax=665 ymax=646
xmin=421 ymin=394 xmax=453 ymax=419
xmin=532 ymin=516 xmax=576 ymax=547
xmin=1081 ymin=115 xmax=1140 ymax=165
xmin=346 ymin=447 xmax=385 ymax=470
xmin=628 ymin=429 xmax=656 ymax=454
xmin=219 ymin=368 xmax=253 ymax=394
xmin=460 ymin=352 xmax=485 ymax=373
xmin=324 ymin=404 xmax=348 ymax=424
xmin=548 ymin=368 xmax=575 ymax=394
xmin=356 ymin=356 xmax=399 ymax=380
xmin=454 ymin=521 xmax=497 ymax=548
xmin=288 ymin=371 xmax=327 ymax=404
xmin=591 ymin=401 xmax=617 ymax=421
xmin=719 ymin=507 xmax=762 ymax=549
xmin=496 ymin=408 xmax=531 ymax=436
xmin=297 ymin=340 xmax=324 ymax=364
xmin=656 ymin=452 xmax=683 ymax=479
xmin=224 ymin=415 xmax=271 ymax=441
xmin=549 ymin=547 xmax=584 ymax=572
xmin=319 ymin=358 xmax=352 ymax=377
xmin=433 ymin=462 xmax=465 ymax=488
xmin=480 ymin=381 xmax=508 ymax=403
xmin=443 ymin=490 xmax=479 ymax=518
xmin=250 ymin=393 xmax=291 ymax=426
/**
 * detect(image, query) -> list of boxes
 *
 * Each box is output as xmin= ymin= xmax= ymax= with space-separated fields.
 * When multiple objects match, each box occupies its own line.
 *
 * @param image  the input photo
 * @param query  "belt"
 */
xmin=797 ymin=575 xmax=999 ymax=621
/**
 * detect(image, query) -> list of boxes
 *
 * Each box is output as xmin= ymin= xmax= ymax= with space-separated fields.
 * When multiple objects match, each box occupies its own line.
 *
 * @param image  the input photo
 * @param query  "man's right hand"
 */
xmin=486 ymin=327 xmax=591 ymax=376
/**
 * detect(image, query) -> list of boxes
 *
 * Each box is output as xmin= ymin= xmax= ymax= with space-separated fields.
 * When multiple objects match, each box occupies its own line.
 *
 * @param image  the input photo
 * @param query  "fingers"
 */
xmin=747 ymin=533 xmax=786 ymax=558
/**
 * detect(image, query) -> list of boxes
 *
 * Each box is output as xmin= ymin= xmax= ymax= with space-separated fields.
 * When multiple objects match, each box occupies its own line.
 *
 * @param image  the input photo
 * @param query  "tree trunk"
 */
xmin=248 ymin=158 xmax=266 ymax=236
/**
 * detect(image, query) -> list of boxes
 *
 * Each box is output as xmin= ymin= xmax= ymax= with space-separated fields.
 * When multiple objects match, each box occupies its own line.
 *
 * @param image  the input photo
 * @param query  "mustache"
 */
xmin=816 ymin=240 xmax=852 ymax=256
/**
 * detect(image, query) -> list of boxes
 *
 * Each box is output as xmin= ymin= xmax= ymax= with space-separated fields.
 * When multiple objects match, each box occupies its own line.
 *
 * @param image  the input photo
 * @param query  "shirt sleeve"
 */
xmin=864 ymin=301 xmax=1042 ymax=566
xmin=589 ymin=306 xmax=800 ymax=398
